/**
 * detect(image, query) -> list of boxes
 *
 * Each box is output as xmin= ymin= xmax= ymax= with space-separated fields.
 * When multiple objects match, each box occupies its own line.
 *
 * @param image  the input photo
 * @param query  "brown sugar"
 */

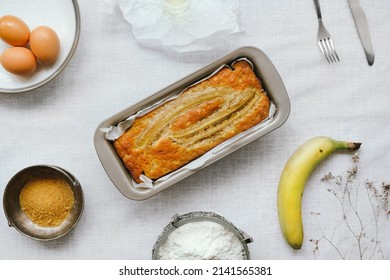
xmin=19 ymin=177 xmax=75 ymax=227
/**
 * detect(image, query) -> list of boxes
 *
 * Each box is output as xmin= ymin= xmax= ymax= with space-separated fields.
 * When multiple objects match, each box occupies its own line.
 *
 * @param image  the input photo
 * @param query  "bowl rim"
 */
xmin=3 ymin=164 xmax=84 ymax=241
xmin=0 ymin=0 xmax=81 ymax=94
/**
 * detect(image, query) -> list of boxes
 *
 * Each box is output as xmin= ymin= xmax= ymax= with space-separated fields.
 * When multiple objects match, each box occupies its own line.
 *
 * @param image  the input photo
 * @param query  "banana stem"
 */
xmin=346 ymin=142 xmax=362 ymax=151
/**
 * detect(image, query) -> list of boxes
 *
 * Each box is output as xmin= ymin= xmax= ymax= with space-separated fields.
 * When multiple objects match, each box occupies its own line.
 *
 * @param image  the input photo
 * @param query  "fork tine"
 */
xmin=324 ymin=39 xmax=336 ymax=63
xmin=325 ymin=39 xmax=337 ymax=63
xmin=320 ymin=40 xmax=333 ymax=63
xmin=318 ymin=40 xmax=331 ymax=63
xmin=328 ymin=38 xmax=340 ymax=62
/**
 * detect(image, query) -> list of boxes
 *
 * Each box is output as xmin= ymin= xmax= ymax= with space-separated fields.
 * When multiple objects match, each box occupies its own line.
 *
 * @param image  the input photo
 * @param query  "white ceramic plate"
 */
xmin=0 ymin=0 xmax=80 ymax=93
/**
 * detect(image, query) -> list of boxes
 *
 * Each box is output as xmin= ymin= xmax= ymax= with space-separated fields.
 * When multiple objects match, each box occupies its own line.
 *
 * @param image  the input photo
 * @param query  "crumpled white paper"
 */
xmin=100 ymin=0 xmax=240 ymax=52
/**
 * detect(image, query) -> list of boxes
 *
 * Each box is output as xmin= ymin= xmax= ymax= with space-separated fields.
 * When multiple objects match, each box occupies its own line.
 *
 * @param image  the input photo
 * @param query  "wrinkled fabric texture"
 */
xmin=1 ymin=0 xmax=390 ymax=260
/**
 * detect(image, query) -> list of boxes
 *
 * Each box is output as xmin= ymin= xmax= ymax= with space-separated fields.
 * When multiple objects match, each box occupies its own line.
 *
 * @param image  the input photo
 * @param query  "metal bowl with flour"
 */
xmin=152 ymin=211 xmax=253 ymax=260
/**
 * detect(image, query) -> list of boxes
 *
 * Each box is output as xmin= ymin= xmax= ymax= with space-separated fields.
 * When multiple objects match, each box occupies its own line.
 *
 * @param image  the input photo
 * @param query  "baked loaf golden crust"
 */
xmin=114 ymin=60 xmax=270 ymax=183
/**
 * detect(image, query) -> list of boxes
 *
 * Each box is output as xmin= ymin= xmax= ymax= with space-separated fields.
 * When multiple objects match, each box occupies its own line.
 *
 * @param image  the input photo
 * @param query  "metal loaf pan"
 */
xmin=94 ymin=46 xmax=290 ymax=200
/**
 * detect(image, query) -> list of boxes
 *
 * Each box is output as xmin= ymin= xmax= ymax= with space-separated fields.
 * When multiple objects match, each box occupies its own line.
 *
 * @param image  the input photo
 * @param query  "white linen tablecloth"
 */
xmin=1 ymin=0 xmax=390 ymax=260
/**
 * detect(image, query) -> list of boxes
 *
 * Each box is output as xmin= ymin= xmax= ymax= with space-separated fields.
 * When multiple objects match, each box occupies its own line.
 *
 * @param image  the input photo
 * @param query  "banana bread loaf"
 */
xmin=113 ymin=60 xmax=270 ymax=183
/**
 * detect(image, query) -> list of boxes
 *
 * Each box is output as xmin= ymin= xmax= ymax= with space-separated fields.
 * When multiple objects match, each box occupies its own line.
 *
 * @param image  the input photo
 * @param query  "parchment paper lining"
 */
xmin=101 ymin=57 xmax=276 ymax=189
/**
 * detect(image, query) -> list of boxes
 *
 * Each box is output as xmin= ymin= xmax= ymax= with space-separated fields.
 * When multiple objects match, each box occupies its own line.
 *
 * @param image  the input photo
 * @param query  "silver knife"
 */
xmin=348 ymin=0 xmax=375 ymax=65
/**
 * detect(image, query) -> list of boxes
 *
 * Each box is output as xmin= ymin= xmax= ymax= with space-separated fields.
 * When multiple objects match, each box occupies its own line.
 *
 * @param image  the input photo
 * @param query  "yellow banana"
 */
xmin=277 ymin=136 xmax=361 ymax=249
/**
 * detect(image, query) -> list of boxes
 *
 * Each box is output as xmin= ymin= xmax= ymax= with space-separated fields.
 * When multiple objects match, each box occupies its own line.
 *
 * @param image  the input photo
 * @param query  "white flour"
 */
xmin=157 ymin=221 xmax=246 ymax=260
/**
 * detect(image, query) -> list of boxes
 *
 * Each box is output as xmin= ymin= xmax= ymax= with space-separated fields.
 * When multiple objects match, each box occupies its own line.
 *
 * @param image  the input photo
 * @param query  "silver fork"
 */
xmin=313 ymin=0 xmax=340 ymax=63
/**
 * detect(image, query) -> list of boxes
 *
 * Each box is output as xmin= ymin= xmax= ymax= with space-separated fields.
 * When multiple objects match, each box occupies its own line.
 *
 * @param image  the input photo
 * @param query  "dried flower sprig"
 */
xmin=309 ymin=153 xmax=389 ymax=259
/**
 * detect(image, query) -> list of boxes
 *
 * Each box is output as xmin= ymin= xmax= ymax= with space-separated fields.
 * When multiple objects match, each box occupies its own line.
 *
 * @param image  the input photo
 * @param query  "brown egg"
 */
xmin=0 ymin=15 xmax=30 ymax=46
xmin=0 ymin=47 xmax=37 ymax=75
xmin=30 ymin=26 xmax=60 ymax=65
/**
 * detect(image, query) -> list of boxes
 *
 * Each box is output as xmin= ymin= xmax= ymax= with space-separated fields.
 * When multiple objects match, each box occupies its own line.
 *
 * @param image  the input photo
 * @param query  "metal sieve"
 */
xmin=152 ymin=211 xmax=253 ymax=260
